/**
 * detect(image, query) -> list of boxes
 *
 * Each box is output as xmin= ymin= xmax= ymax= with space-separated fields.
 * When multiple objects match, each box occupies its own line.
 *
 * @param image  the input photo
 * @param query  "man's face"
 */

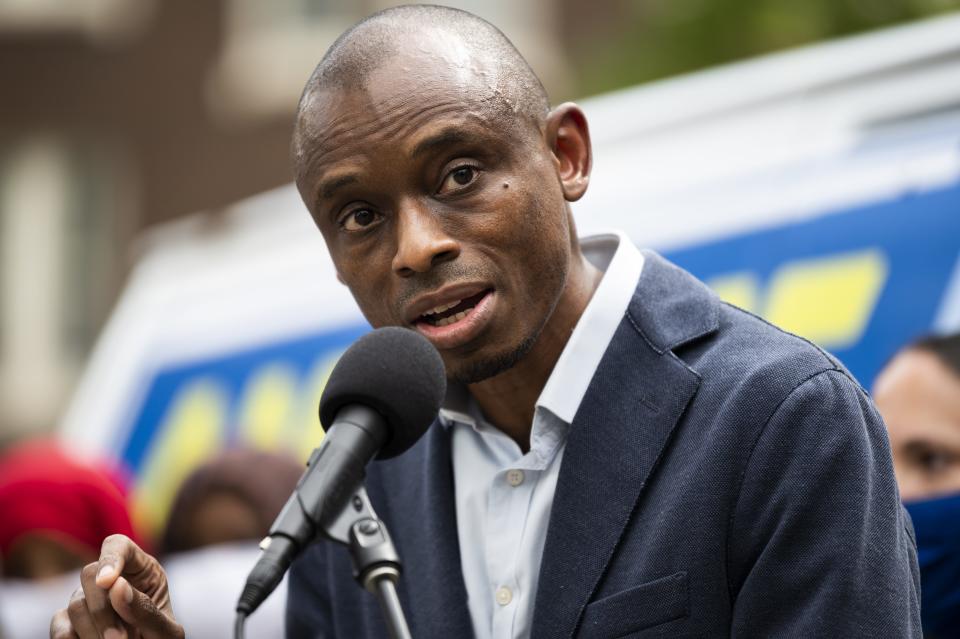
xmin=294 ymin=54 xmax=574 ymax=382
xmin=874 ymin=349 xmax=960 ymax=501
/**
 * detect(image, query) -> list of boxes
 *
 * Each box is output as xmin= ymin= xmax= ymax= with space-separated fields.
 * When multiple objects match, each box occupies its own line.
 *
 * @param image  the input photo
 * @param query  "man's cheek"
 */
xmin=338 ymin=278 xmax=387 ymax=326
xmin=362 ymin=289 xmax=404 ymax=328
xmin=354 ymin=299 xmax=391 ymax=327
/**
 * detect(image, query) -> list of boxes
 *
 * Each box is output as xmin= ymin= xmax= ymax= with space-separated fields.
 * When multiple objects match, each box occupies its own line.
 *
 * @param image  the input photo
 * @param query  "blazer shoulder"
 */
xmin=630 ymin=254 xmax=867 ymax=435
xmin=715 ymin=300 xmax=856 ymax=386
xmin=671 ymin=298 xmax=874 ymax=448
xmin=632 ymin=252 xmax=854 ymax=396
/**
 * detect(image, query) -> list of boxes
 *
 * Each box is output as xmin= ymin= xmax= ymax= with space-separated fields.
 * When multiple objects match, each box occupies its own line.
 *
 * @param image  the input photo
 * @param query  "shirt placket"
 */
xmin=485 ymin=460 xmax=539 ymax=639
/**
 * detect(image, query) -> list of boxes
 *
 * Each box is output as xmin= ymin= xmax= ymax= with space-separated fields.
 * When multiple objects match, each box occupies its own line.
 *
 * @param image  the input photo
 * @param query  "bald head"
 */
xmin=293 ymin=5 xmax=550 ymax=162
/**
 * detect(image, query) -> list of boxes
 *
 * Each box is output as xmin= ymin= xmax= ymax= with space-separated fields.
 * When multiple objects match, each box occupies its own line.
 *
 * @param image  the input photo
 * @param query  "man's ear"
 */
xmin=545 ymin=103 xmax=592 ymax=202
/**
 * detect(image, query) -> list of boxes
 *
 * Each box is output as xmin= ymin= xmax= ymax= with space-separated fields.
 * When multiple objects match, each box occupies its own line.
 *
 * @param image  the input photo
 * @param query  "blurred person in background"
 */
xmin=158 ymin=448 xmax=304 ymax=639
xmin=874 ymin=332 xmax=960 ymax=639
xmin=159 ymin=447 xmax=304 ymax=556
xmin=0 ymin=439 xmax=140 ymax=639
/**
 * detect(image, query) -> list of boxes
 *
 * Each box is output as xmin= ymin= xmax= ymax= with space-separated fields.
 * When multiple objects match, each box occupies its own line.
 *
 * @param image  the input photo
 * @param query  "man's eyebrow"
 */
xmin=411 ymin=128 xmax=479 ymax=159
xmin=319 ymin=173 xmax=359 ymax=200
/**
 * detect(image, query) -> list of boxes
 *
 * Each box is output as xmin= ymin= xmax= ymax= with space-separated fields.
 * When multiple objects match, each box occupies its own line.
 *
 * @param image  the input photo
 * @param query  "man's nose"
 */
xmin=392 ymin=202 xmax=460 ymax=277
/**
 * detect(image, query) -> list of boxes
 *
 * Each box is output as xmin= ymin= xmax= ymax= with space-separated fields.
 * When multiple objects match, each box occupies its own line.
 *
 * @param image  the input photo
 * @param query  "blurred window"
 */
xmin=62 ymin=144 xmax=122 ymax=359
xmin=0 ymin=0 xmax=154 ymax=42
xmin=228 ymin=0 xmax=355 ymax=27
xmin=208 ymin=0 xmax=565 ymax=120
xmin=0 ymin=136 xmax=128 ymax=433
xmin=207 ymin=0 xmax=360 ymax=122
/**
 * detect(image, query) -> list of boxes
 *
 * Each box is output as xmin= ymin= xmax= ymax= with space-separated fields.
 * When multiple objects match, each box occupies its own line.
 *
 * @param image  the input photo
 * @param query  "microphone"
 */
xmin=236 ymin=326 xmax=446 ymax=617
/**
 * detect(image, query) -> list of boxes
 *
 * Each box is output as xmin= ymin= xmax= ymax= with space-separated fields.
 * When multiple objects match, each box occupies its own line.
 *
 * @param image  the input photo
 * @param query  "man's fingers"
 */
xmin=50 ymin=607 xmax=79 ymax=639
xmin=79 ymin=562 xmax=127 ymax=638
xmin=65 ymin=587 xmax=99 ymax=639
xmin=97 ymin=534 xmax=171 ymax=607
xmin=57 ymin=534 xmax=179 ymax=638
xmin=95 ymin=534 xmax=150 ymax=589
xmin=109 ymin=577 xmax=184 ymax=639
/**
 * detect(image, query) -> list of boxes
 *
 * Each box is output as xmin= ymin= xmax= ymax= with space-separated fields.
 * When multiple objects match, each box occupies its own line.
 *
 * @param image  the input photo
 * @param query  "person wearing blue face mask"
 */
xmin=875 ymin=332 xmax=960 ymax=639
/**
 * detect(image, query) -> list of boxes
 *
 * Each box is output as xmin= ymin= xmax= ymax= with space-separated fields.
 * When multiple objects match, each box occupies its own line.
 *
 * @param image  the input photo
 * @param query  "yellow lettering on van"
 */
xmin=705 ymin=272 xmax=761 ymax=313
xmin=290 ymin=353 xmax=342 ymax=461
xmin=706 ymin=249 xmax=888 ymax=350
xmin=764 ymin=249 xmax=888 ymax=349
xmin=131 ymin=380 xmax=226 ymax=539
xmin=238 ymin=364 xmax=297 ymax=451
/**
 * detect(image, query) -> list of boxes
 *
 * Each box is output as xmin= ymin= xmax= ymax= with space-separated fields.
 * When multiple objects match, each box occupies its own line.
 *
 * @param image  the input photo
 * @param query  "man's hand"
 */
xmin=50 ymin=534 xmax=184 ymax=639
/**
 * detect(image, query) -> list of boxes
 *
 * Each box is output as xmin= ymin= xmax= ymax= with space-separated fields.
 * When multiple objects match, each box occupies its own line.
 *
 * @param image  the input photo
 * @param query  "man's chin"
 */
xmin=446 ymin=333 xmax=538 ymax=385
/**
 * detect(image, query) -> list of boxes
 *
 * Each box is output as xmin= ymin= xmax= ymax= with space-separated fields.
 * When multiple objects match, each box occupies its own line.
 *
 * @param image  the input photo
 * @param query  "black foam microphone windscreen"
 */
xmin=319 ymin=326 xmax=446 ymax=459
xmin=236 ymin=327 xmax=446 ymax=619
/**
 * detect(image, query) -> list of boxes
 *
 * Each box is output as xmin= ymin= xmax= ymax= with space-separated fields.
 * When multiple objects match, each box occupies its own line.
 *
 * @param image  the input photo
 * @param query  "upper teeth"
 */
xmin=423 ymin=299 xmax=462 ymax=316
xmin=434 ymin=311 xmax=468 ymax=327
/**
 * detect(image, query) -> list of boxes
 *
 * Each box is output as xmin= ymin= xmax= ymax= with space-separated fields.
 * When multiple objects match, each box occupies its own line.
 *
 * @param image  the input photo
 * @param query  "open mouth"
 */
xmin=416 ymin=289 xmax=491 ymax=327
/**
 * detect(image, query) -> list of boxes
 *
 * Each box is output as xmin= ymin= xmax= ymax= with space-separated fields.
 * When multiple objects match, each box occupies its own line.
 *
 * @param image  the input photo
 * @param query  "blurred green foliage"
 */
xmin=570 ymin=0 xmax=960 ymax=96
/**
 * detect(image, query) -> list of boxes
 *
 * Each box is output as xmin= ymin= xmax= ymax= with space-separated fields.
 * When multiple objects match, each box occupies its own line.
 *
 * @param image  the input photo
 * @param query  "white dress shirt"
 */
xmin=439 ymin=231 xmax=644 ymax=639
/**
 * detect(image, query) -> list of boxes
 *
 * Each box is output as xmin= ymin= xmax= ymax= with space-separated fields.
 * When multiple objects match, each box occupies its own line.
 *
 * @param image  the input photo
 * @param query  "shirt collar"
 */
xmin=439 ymin=230 xmax=643 ymax=427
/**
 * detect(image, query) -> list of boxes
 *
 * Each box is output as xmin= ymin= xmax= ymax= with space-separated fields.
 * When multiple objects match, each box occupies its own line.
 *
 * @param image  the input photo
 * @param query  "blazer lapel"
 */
xmin=531 ymin=252 xmax=719 ymax=639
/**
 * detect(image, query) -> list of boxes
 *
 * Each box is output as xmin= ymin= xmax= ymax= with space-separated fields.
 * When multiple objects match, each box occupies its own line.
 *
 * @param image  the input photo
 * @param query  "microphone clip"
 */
xmin=326 ymin=487 xmax=413 ymax=639
xmin=249 ymin=485 xmax=411 ymax=639
xmin=322 ymin=486 xmax=402 ymax=592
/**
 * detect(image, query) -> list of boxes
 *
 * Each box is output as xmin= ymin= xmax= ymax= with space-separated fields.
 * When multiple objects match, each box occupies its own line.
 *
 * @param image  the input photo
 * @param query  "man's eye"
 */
xmin=919 ymin=449 xmax=952 ymax=475
xmin=904 ymin=441 xmax=956 ymax=476
xmin=439 ymin=165 xmax=478 ymax=193
xmin=452 ymin=166 xmax=474 ymax=185
xmin=341 ymin=208 xmax=380 ymax=232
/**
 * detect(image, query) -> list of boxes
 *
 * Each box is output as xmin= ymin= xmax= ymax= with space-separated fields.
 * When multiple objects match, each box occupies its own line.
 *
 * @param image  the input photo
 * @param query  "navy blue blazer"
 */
xmin=286 ymin=252 xmax=921 ymax=638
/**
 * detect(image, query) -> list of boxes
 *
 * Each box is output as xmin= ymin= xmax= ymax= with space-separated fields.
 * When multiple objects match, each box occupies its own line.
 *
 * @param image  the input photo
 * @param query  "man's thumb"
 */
xmin=108 ymin=577 xmax=184 ymax=639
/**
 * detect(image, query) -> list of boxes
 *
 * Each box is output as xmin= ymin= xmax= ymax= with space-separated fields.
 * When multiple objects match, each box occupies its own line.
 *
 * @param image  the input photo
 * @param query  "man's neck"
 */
xmin=467 ymin=253 xmax=602 ymax=452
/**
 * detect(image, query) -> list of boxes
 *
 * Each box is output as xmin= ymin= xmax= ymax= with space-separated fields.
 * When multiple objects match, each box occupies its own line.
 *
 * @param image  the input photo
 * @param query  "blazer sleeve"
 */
xmin=727 ymin=368 xmax=921 ymax=637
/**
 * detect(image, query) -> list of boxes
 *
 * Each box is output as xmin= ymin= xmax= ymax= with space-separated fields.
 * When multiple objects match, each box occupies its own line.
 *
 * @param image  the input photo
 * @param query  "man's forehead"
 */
xmin=300 ymin=109 xmax=509 ymax=204
xmin=376 ymin=50 xmax=497 ymax=103
xmin=307 ymin=47 xmax=499 ymax=120
xmin=301 ymin=89 xmax=500 ymax=141
xmin=295 ymin=63 xmax=525 ymax=174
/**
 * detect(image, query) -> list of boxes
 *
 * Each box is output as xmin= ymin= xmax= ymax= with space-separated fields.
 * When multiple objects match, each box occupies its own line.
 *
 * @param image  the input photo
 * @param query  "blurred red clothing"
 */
xmin=0 ymin=439 xmax=141 ymax=566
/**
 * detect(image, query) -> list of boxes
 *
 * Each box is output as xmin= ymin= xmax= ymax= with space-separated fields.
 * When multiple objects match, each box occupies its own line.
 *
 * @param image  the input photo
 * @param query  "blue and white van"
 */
xmin=61 ymin=14 xmax=960 ymax=537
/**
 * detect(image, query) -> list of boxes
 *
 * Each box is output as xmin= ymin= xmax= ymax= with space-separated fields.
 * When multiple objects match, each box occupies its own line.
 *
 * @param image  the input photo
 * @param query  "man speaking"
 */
xmin=52 ymin=5 xmax=920 ymax=638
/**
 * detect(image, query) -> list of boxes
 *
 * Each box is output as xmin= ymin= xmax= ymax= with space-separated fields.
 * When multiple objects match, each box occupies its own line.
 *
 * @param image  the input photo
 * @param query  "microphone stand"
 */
xmin=327 ymin=487 xmax=413 ymax=639
xmin=239 ymin=485 xmax=412 ymax=639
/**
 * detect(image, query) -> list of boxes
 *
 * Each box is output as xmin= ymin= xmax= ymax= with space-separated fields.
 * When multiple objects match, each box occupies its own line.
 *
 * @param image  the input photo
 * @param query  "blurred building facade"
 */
xmin=0 ymin=0 xmax=565 ymax=442
xmin=2 ymin=0 xmax=957 ymax=444
xmin=2 ymin=0 xmax=958 ymax=607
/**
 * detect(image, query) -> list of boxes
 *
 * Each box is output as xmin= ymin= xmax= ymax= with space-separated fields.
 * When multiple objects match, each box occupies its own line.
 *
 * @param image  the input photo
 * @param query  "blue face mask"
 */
xmin=904 ymin=492 xmax=960 ymax=639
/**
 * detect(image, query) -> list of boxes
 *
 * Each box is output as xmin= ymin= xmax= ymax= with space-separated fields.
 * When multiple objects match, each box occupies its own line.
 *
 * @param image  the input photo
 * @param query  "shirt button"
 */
xmin=506 ymin=469 xmax=525 ymax=487
xmin=495 ymin=586 xmax=513 ymax=606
